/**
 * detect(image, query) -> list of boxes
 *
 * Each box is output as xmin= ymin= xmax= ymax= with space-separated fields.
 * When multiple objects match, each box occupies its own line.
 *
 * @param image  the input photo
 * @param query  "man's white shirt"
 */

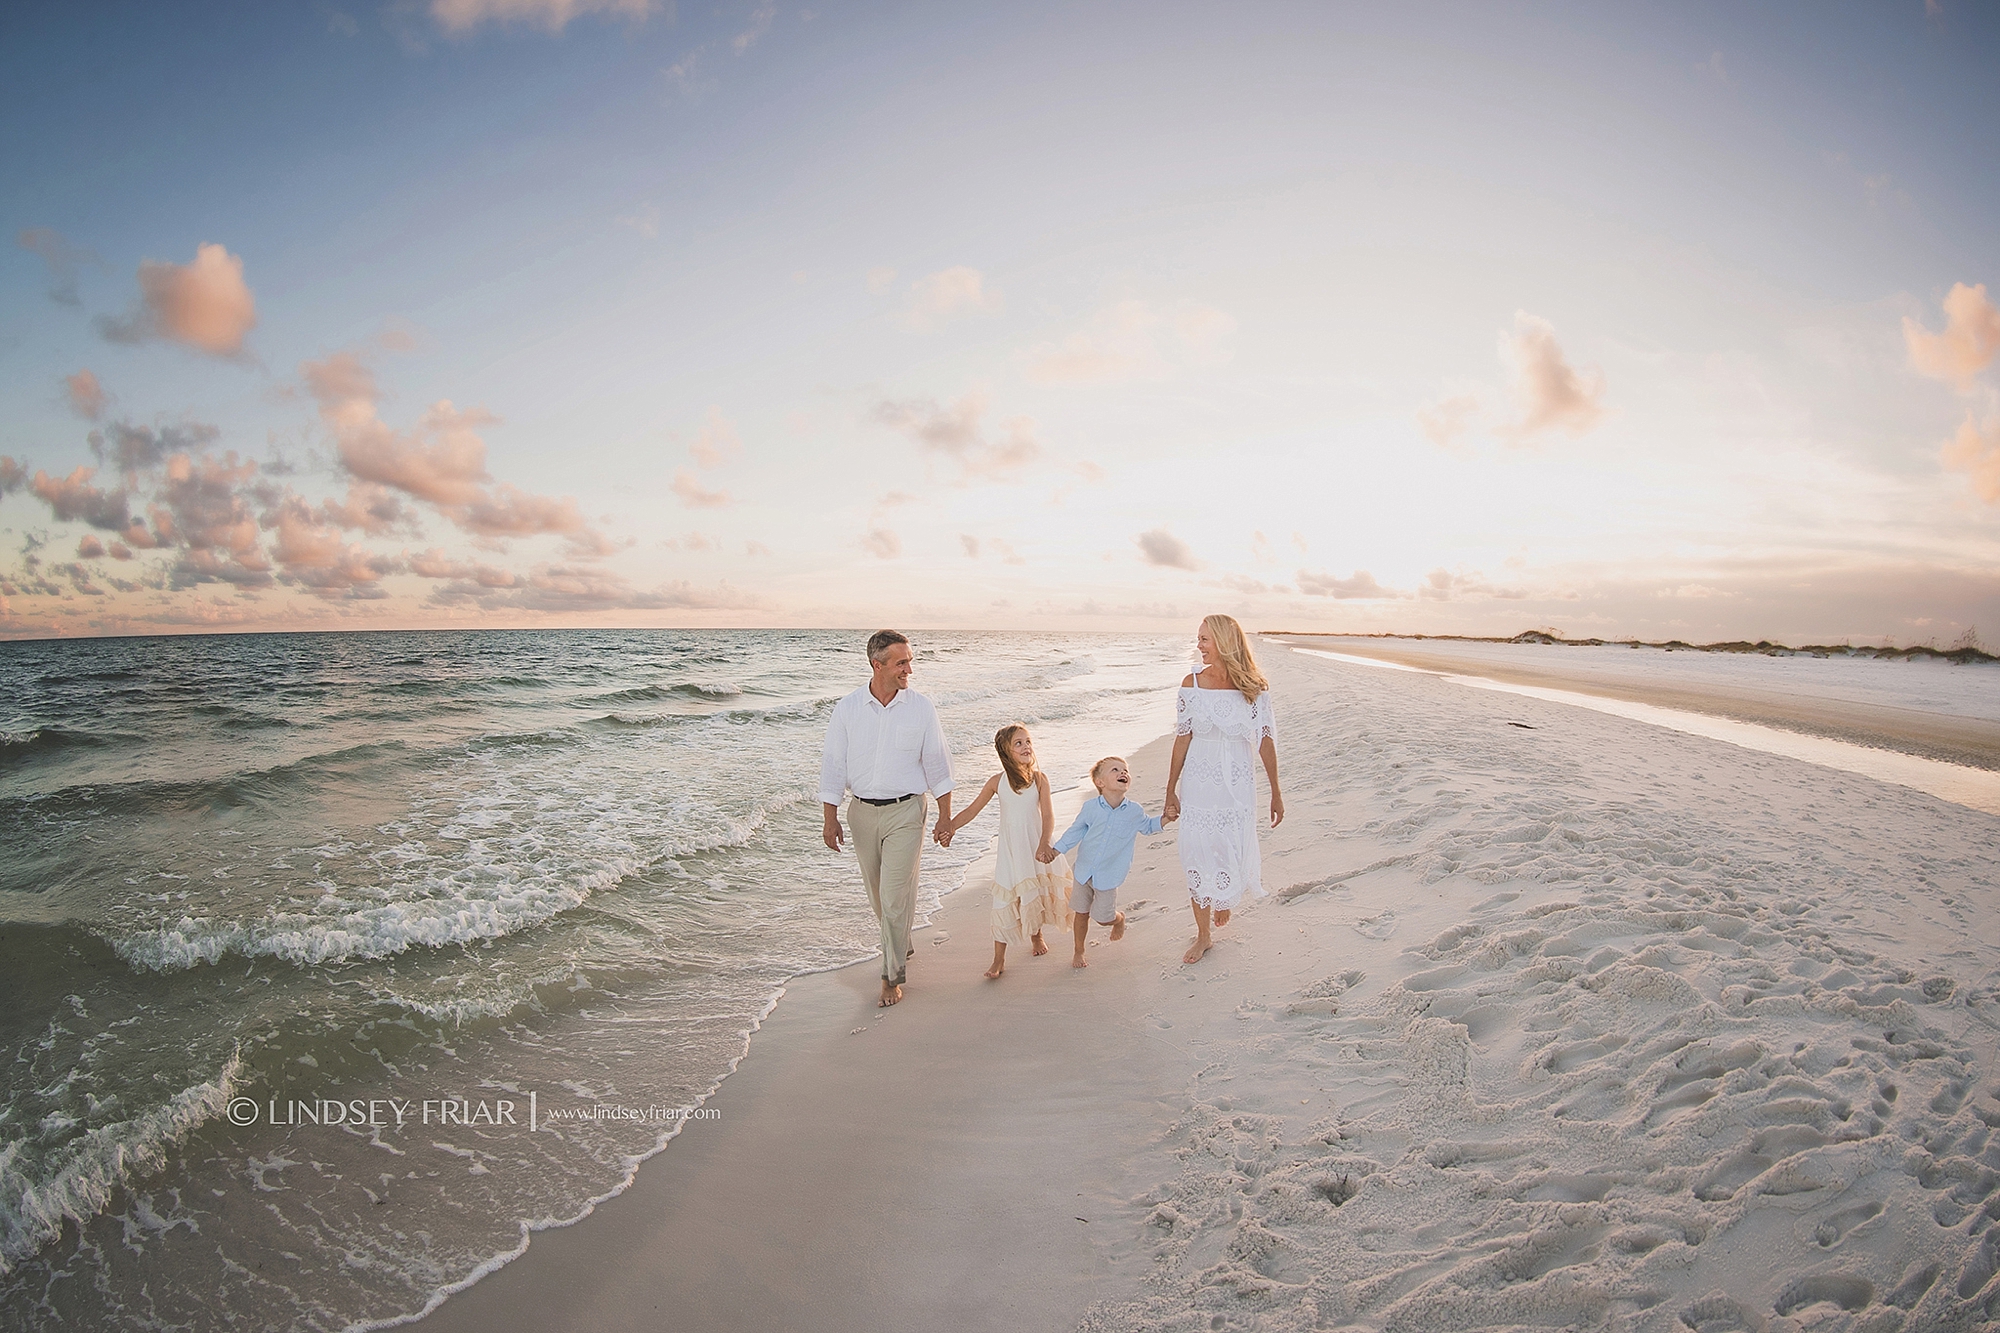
xmin=818 ymin=686 xmax=954 ymax=806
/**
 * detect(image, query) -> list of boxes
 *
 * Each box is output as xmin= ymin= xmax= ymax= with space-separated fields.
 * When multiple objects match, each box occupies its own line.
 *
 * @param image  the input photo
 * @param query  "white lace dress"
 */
xmin=1175 ymin=685 xmax=1275 ymax=910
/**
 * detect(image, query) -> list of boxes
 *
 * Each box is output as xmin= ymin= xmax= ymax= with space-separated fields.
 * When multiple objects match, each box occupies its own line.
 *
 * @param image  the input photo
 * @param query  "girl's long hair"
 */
xmin=1203 ymin=614 xmax=1268 ymax=702
xmin=995 ymin=723 xmax=1035 ymax=792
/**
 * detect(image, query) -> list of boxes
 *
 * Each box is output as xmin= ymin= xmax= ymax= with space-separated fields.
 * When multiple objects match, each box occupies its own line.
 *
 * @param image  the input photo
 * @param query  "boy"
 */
xmin=1040 ymin=757 xmax=1172 ymax=968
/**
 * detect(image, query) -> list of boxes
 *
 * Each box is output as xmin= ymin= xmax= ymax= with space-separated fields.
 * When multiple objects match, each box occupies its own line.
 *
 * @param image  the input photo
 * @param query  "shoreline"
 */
xmin=1269 ymin=633 xmax=2000 ymax=772
xmin=410 ymin=730 xmax=1187 ymax=1333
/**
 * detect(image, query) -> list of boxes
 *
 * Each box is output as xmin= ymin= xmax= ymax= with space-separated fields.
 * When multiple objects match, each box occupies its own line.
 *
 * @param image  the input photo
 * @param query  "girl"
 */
xmin=939 ymin=724 xmax=1072 ymax=977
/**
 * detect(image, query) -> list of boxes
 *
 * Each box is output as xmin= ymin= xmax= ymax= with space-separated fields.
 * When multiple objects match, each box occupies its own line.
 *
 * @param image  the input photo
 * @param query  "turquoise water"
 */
xmin=0 ymin=629 xmax=1187 ymax=1331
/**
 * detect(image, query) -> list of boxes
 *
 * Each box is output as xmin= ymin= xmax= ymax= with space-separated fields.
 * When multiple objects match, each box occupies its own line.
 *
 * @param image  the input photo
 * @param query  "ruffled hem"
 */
xmin=992 ymin=870 xmax=1072 ymax=945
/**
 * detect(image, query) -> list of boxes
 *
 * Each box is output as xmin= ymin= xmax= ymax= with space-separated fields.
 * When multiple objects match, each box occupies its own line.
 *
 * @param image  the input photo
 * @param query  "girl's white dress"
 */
xmin=1175 ymin=684 xmax=1276 ymax=910
xmin=991 ymin=776 xmax=1072 ymax=944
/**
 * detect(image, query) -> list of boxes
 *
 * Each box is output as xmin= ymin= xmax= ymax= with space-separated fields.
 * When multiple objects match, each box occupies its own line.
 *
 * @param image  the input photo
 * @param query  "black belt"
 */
xmin=855 ymin=793 xmax=919 ymax=807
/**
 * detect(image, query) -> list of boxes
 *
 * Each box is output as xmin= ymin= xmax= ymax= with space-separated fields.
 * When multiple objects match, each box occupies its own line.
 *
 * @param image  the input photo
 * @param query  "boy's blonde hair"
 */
xmin=1090 ymin=756 xmax=1125 ymax=784
xmin=1203 ymin=613 xmax=1268 ymax=702
xmin=995 ymin=724 xmax=1035 ymax=793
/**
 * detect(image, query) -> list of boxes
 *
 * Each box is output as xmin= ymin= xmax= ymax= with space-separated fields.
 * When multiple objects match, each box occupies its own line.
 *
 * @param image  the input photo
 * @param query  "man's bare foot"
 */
xmin=1213 ymin=909 xmax=1231 ymax=927
xmin=1182 ymin=935 xmax=1212 ymax=964
xmin=879 ymin=981 xmax=903 ymax=1006
xmin=1072 ymin=952 xmax=1089 ymax=969
xmin=1030 ymin=933 xmax=1049 ymax=956
xmin=1108 ymin=911 xmax=1127 ymax=941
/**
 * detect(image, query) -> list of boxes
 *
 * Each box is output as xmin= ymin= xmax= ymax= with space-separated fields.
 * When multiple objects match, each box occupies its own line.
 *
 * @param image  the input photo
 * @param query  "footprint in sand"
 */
xmin=1810 ymin=1200 xmax=1884 ymax=1248
xmin=1773 ymin=1273 xmax=1873 ymax=1317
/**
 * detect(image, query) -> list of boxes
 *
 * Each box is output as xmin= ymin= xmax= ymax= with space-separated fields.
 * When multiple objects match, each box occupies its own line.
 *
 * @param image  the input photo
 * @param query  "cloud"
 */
xmin=77 ymin=535 xmax=105 ymax=559
xmin=0 ymin=457 xmax=24 ymax=496
xmin=1498 ymin=313 xmax=1606 ymax=439
xmin=731 ymin=1 xmax=774 ymax=52
xmin=1023 ymin=300 xmax=1236 ymax=384
xmin=271 ymin=501 xmax=403 ymax=598
xmin=65 ymin=370 xmax=107 ymax=421
xmin=1904 ymin=282 xmax=2000 ymax=393
xmin=866 ymin=266 xmax=898 ymax=294
xmin=960 ymin=534 xmax=980 ymax=557
xmin=1297 ymin=568 xmax=1391 ymax=599
xmin=671 ymin=469 xmax=730 ymax=508
xmin=1136 ymin=528 xmax=1199 ymax=571
xmin=98 ymin=243 xmax=258 ymax=358
xmin=903 ymin=266 xmax=1001 ymax=330
xmin=302 ymin=350 xmax=607 ymax=551
xmin=156 ymin=453 xmax=273 ymax=588
xmin=430 ymin=564 xmax=746 ymax=612
xmin=1217 ymin=573 xmax=1272 ymax=595
xmin=745 ymin=539 xmax=771 ymax=556
xmin=17 ymin=227 xmax=95 ymax=306
xmin=1418 ymin=567 xmax=1527 ymax=601
xmin=689 ymin=406 xmax=740 ymax=468
xmin=1416 ymin=392 xmax=1481 ymax=449
xmin=872 ymin=391 xmax=1042 ymax=479
xmin=90 ymin=419 xmax=220 ymax=482
xmin=1941 ymin=411 xmax=2000 ymax=502
xmin=31 ymin=467 xmax=132 ymax=531
xmin=862 ymin=527 xmax=901 ymax=559
xmin=431 ymin=0 xmax=652 ymax=34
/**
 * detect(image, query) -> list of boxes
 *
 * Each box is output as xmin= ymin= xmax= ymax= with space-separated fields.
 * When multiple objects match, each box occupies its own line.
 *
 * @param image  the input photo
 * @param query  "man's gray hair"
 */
xmin=866 ymin=629 xmax=910 ymax=663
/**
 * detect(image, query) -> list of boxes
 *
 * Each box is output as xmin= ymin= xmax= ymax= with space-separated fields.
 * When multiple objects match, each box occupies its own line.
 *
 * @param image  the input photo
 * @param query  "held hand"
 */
xmin=1162 ymin=791 xmax=1180 ymax=822
xmin=1036 ymin=844 xmax=1056 ymax=864
xmin=934 ymin=817 xmax=954 ymax=848
xmin=823 ymin=810 xmax=844 ymax=852
xmin=1270 ymin=793 xmax=1285 ymax=828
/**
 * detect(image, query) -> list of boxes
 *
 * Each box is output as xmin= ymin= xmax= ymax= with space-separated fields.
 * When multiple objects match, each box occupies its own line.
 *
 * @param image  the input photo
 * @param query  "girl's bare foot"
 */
xmin=1108 ymin=911 xmax=1127 ymax=941
xmin=879 ymin=981 xmax=903 ymax=1006
xmin=1182 ymin=934 xmax=1212 ymax=964
xmin=1030 ymin=932 xmax=1049 ymax=956
xmin=1072 ymin=951 xmax=1089 ymax=968
xmin=985 ymin=944 xmax=1006 ymax=979
xmin=1213 ymin=909 xmax=1231 ymax=927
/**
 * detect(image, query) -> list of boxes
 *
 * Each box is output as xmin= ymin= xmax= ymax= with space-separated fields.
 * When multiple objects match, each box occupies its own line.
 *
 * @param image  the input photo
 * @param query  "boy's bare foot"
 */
xmin=1072 ymin=952 xmax=1089 ymax=969
xmin=1108 ymin=911 xmax=1127 ymax=941
xmin=1182 ymin=934 xmax=1212 ymax=964
xmin=1030 ymin=933 xmax=1048 ymax=956
xmin=1213 ymin=909 xmax=1231 ymax=927
xmin=879 ymin=981 xmax=903 ymax=1006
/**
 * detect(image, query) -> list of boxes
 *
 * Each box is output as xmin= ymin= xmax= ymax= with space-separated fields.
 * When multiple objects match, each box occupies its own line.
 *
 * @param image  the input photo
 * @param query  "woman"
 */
xmin=1162 ymin=614 xmax=1282 ymax=964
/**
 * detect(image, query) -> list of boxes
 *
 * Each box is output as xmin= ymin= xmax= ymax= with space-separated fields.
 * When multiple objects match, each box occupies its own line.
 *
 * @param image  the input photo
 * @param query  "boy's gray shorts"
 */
xmin=1070 ymin=879 xmax=1119 ymax=924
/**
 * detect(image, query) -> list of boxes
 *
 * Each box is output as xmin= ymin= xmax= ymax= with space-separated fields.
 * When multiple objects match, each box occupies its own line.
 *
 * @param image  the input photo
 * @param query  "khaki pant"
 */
xmin=849 ymin=795 xmax=926 ymax=985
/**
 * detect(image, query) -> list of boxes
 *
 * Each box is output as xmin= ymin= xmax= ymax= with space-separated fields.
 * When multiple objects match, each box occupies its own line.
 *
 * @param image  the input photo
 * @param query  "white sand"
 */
xmin=416 ymin=641 xmax=2000 ymax=1332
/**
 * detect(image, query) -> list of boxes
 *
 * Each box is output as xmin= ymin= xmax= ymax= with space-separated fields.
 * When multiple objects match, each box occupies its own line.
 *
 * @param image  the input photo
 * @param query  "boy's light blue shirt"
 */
xmin=1051 ymin=796 xmax=1163 ymax=891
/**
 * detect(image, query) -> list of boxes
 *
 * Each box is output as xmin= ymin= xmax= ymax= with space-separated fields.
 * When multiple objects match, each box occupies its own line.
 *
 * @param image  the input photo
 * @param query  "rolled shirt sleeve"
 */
xmin=919 ymin=699 xmax=954 ymax=797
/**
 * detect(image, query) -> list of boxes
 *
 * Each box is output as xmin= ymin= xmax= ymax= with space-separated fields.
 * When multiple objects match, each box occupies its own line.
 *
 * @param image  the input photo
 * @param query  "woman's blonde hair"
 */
xmin=995 ymin=724 xmax=1036 ymax=792
xmin=1202 ymin=613 xmax=1267 ymax=701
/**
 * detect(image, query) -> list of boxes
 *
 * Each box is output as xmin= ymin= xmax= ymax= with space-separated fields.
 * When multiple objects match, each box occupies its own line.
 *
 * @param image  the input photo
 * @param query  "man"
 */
xmin=819 ymin=630 xmax=954 ymax=1007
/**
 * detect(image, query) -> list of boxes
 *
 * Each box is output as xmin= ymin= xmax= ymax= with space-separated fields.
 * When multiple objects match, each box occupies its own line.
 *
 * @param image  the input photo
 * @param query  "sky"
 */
xmin=3 ymin=0 xmax=1998 ymax=644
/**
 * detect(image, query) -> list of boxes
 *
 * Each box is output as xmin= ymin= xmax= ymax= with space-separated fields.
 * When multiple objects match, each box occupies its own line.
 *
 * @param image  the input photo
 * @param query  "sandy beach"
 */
xmin=415 ymin=641 xmax=2000 ymax=1333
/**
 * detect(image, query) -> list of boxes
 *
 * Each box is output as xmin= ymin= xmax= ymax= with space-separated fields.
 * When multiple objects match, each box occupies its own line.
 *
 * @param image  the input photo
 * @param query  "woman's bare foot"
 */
xmin=1213 ymin=909 xmax=1231 ymax=927
xmin=1182 ymin=934 xmax=1212 ymax=964
xmin=1030 ymin=932 xmax=1049 ymax=956
xmin=879 ymin=981 xmax=903 ymax=1006
xmin=985 ymin=944 xmax=1006 ymax=979
xmin=1072 ymin=951 xmax=1089 ymax=968
xmin=1108 ymin=911 xmax=1127 ymax=941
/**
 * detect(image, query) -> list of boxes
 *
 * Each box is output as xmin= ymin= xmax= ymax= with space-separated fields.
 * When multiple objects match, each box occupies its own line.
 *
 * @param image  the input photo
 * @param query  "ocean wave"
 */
xmin=0 ymin=1047 xmax=242 ymax=1276
xmin=1 ymin=740 xmax=410 ymax=817
xmin=0 ymin=727 xmax=132 ymax=764
xmin=586 ymin=682 xmax=744 ymax=705
xmin=107 ymin=790 xmax=809 ymax=973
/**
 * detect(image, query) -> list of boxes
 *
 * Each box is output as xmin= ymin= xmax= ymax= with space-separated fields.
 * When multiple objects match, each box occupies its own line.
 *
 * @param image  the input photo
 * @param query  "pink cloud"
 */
xmin=1416 ymin=392 xmax=1481 ymax=449
xmin=77 ymin=535 xmax=105 ymax=559
xmin=1024 ymin=300 xmax=1236 ymax=384
xmin=98 ymin=243 xmax=257 ymax=358
xmin=1297 ymin=569 xmax=1392 ymax=598
xmin=108 ymin=541 xmax=134 ymax=561
xmin=431 ymin=0 xmax=652 ymax=34
xmin=31 ymin=467 xmax=131 ymax=531
xmin=862 ymin=528 xmax=901 ymax=559
xmin=903 ymin=267 xmax=1001 ymax=330
xmin=66 ymin=370 xmax=106 ymax=421
xmin=0 ymin=456 xmax=27 ymax=496
xmin=873 ymin=391 xmax=1043 ymax=480
xmin=671 ymin=469 xmax=731 ymax=508
xmin=1941 ymin=411 xmax=2000 ymax=502
xmin=1498 ymin=313 xmax=1606 ymax=439
xmin=1904 ymin=282 xmax=2000 ymax=392
xmin=689 ymin=406 xmax=741 ymax=468
xmin=302 ymin=350 xmax=607 ymax=550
